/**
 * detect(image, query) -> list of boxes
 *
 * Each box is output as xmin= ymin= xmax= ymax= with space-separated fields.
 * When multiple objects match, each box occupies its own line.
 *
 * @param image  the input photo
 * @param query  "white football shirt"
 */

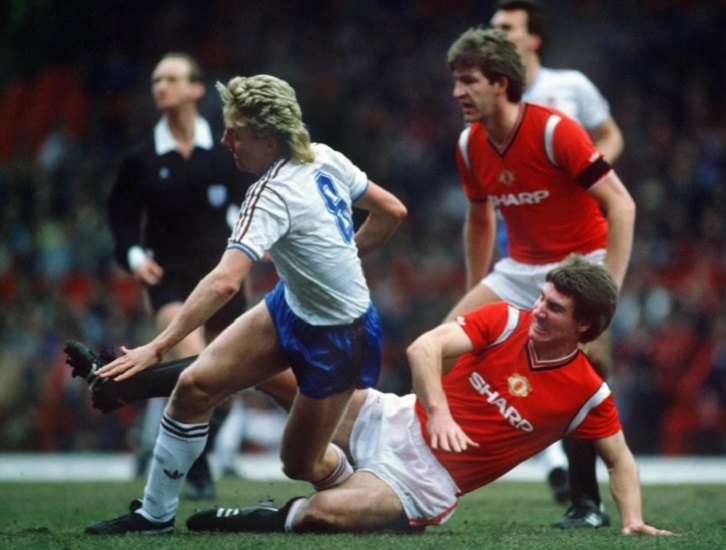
xmin=228 ymin=142 xmax=371 ymax=325
xmin=524 ymin=67 xmax=611 ymax=130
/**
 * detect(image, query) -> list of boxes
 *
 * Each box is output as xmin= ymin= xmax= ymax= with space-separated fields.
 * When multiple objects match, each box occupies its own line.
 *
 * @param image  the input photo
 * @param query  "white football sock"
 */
xmin=311 ymin=443 xmax=353 ymax=491
xmin=284 ymin=497 xmax=306 ymax=533
xmin=138 ymin=412 xmax=209 ymax=522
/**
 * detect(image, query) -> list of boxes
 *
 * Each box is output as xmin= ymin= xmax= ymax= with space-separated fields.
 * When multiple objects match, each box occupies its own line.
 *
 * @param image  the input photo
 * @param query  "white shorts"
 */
xmin=350 ymin=389 xmax=460 ymax=527
xmin=483 ymin=249 xmax=606 ymax=309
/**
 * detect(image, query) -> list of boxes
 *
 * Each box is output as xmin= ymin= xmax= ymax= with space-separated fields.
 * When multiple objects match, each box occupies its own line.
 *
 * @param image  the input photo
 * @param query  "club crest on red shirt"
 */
xmin=508 ymin=373 xmax=532 ymax=397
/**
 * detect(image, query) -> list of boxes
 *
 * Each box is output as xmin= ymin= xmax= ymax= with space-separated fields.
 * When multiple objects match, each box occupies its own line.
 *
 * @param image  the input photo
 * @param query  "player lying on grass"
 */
xmin=66 ymin=255 xmax=672 ymax=536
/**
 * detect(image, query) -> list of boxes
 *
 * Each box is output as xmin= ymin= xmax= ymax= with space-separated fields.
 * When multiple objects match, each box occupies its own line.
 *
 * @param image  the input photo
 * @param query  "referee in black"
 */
xmin=107 ymin=52 xmax=254 ymax=499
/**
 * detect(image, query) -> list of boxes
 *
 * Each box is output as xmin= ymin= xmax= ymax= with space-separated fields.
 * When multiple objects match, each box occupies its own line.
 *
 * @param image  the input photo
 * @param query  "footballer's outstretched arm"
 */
xmin=595 ymin=431 xmax=674 ymax=536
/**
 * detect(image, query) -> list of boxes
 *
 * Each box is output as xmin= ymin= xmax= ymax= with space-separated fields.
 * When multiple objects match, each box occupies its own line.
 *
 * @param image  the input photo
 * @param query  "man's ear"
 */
xmin=577 ymin=320 xmax=591 ymax=339
xmin=193 ymin=81 xmax=206 ymax=101
xmin=528 ymin=33 xmax=542 ymax=54
xmin=264 ymin=136 xmax=279 ymax=156
xmin=495 ymin=75 xmax=509 ymax=95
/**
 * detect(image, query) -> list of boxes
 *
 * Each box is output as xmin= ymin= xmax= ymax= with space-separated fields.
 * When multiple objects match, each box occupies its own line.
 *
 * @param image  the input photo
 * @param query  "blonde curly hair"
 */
xmin=216 ymin=74 xmax=314 ymax=163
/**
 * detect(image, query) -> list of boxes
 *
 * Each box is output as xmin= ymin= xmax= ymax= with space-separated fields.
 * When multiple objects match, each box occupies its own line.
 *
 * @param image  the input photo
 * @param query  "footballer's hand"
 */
xmin=427 ymin=409 xmax=479 ymax=453
xmin=95 ymin=343 xmax=163 ymax=381
xmin=622 ymin=523 xmax=676 ymax=536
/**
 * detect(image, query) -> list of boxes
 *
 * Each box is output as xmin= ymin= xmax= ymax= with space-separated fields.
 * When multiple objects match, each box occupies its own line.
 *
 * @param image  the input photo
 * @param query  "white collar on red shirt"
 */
xmin=527 ymin=340 xmax=580 ymax=370
xmin=154 ymin=115 xmax=213 ymax=155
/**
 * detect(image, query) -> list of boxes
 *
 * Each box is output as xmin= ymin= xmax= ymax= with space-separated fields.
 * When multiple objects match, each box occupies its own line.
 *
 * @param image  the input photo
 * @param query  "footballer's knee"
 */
xmin=282 ymin=442 xmax=350 ymax=484
xmin=279 ymin=441 xmax=326 ymax=482
xmin=169 ymin=367 xmax=220 ymax=416
xmin=281 ymin=457 xmax=318 ymax=482
xmin=281 ymin=454 xmax=336 ymax=484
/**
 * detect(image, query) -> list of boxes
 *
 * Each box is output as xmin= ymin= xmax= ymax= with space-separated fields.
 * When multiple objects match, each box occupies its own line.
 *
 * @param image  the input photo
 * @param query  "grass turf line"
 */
xmin=0 ymin=478 xmax=723 ymax=549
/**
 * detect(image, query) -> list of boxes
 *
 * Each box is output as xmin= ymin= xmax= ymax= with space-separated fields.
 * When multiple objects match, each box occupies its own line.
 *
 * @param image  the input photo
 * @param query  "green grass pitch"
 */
xmin=1 ymin=478 xmax=724 ymax=549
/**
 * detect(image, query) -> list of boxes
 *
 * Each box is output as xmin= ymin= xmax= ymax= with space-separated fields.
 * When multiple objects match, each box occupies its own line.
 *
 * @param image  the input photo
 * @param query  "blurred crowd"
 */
xmin=1 ymin=0 xmax=725 ymax=456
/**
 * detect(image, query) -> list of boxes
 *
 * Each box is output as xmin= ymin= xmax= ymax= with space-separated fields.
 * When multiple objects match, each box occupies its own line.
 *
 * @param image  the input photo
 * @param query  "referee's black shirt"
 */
xmin=108 ymin=132 xmax=253 ymax=275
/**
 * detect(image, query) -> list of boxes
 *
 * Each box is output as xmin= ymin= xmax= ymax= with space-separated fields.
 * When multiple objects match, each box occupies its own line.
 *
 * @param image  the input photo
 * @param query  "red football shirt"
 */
xmin=456 ymin=102 xmax=612 ymax=264
xmin=414 ymin=301 xmax=621 ymax=495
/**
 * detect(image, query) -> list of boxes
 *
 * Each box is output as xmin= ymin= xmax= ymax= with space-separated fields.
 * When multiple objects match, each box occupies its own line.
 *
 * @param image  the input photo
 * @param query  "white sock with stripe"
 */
xmin=138 ymin=412 xmax=209 ymax=522
xmin=311 ymin=443 xmax=353 ymax=491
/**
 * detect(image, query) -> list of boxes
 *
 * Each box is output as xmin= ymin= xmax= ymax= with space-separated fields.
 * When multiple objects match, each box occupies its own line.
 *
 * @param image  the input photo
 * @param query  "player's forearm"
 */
xmin=463 ymin=230 xmax=494 ymax=290
xmin=598 ymin=135 xmax=624 ymax=165
xmin=407 ymin=335 xmax=448 ymax=414
xmin=592 ymin=117 xmax=624 ymax=164
xmin=354 ymin=210 xmax=405 ymax=257
xmin=154 ymin=272 xmax=239 ymax=356
xmin=605 ymin=202 xmax=635 ymax=289
xmin=607 ymin=450 xmax=645 ymax=529
xmin=462 ymin=202 xmax=495 ymax=290
xmin=353 ymin=182 xmax=407 ymax=257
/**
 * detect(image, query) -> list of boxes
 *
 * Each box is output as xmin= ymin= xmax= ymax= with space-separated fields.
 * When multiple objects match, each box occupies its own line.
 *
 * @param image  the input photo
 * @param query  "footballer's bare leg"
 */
xmin=291 ymin=472 xmax=408 ymax=532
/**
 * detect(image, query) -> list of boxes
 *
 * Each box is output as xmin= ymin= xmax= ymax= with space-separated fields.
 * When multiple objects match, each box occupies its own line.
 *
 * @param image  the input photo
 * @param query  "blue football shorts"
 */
xmin=264 ymin=282 xmax=383 ymax=398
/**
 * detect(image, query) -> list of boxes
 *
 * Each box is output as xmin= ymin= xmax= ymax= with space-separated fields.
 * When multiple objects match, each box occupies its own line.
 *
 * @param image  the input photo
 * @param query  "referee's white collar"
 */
xmin=154 ymin=115 xmax=213 ymax=155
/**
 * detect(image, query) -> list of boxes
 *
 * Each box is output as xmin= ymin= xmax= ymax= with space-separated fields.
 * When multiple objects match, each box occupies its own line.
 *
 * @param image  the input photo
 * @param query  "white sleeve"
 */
xmin=228 ymin=186 xmax=289 ymax=261
xmin=571 ymin=72 xmax=611 ymax=129
xmin=320 ymin=144 xmax=369 ymax=201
